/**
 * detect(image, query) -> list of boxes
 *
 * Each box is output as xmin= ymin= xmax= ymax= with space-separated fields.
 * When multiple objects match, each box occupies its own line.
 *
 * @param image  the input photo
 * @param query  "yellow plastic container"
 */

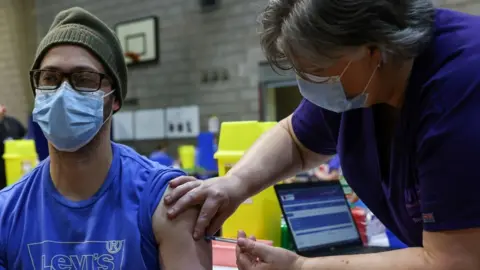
xmin=214 ymin=121 xmax=282 ymax=246
xmin=178 ymin=145 xmax=196 ymax=170
xmin=3 ymin=139 xmax=38 ymax=186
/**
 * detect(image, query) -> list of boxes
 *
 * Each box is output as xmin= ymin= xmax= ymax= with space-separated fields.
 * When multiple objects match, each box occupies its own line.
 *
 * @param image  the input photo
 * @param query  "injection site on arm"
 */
xmin=153 ymin=186 xmax=212 ymax=270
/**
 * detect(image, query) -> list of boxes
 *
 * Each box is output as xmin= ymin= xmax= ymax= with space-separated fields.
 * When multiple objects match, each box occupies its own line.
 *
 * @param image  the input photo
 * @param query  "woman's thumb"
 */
xmin=237 ymin=238 xmax=271 ymax=260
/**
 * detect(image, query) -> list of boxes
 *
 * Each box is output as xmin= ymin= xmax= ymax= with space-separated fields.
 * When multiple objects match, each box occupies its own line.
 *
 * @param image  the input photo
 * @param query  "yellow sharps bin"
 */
xmin=3 ymin=139 xmax=38 ymax=186
xmin=178 ymin=145 xmax=196 ymax=170
xmin=214 ymin=121 xmax=282 ymax=246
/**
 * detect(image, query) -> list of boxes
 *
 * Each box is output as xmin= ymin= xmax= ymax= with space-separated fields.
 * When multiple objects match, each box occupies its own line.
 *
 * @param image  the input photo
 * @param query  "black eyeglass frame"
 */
xmin=29 ymin=69 xmax=113 ymax=92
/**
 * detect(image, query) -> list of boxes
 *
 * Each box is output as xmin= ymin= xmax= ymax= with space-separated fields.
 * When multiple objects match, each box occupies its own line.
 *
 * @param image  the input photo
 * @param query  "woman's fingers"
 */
xmin=193 ymin=196 xmax=222 ymax=239
xmin=207 ymin=211 xmax=229 ymax=236
xmin=237 ymin=230 xmax=247 ymax=239
xmin=166 ymin=185 xmax=204 ymax=219
xmin=236 ymin=243 xmax=254 ymax=269
xmin=164 ymin=178 xmax=201 ymax=205
xmin=168 ymin=175 xmax=197 ymax=189
xmin=236 ymin=231 xmax=259 ymax=267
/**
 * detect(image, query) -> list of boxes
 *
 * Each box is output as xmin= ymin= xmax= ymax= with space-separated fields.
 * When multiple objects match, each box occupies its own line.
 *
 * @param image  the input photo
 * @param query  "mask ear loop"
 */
xmin=102 ymin=90 xmax=115 ymax=124
xmin=361 ymin=63 xmax=380 ymax=95
xmin=363 ymin=48 xmax=386 ymax=93
xmin=338 ymin=61 xmax=352 ymax=79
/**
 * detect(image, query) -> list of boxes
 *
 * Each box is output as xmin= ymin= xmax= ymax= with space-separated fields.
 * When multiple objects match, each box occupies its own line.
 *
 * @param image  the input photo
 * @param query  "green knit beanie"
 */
xmin=31 ymin=7 xmax=127 ymax=111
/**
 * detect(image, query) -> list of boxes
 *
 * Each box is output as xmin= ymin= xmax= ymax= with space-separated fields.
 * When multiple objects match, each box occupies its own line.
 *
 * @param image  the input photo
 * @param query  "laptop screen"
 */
xmin=277 ymin=183 xmax=360 ymax=251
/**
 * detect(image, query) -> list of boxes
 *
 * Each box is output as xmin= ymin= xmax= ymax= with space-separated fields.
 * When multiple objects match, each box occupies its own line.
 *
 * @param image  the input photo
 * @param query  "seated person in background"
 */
xmin=149 ymin=143 xmax=175 ymax=167
xmin=0 ymin=105 xmax=27 ymax=188
xmin=0 ymin=7 xmax=211 ymax=270
xmin=0 ymin=105 xmax=26 ymax=140
xmin=314 ymin=155 xmax=341 ymax=181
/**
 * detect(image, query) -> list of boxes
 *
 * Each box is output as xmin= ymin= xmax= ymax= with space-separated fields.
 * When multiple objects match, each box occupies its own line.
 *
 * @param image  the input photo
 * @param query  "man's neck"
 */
xmin=49 ymin=134 xmax=113 ymax=201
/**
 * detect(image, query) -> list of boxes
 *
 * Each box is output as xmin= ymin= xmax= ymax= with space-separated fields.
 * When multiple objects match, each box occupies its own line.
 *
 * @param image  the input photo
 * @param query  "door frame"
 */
xmin=258 ymin=80 xmax=298 ymax=121
xmin=257 ymin=61 xmax=297 ymax=121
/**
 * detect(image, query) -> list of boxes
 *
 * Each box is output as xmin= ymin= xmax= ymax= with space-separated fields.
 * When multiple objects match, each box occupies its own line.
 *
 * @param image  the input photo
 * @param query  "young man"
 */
xmin=0 ymin=7 xmax=211 ymax=269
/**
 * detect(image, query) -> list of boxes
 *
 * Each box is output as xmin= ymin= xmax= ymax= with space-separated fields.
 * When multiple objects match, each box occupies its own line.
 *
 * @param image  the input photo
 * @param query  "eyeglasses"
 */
xmin=30 ymin=69 xmax=112 ymax=92
xmin=299 ymin=61 xmax=352 ymax=84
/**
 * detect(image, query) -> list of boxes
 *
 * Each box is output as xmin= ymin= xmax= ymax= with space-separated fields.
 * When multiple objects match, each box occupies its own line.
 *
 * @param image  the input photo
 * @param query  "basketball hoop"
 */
xmin=124 ymin=51 xmax=140 ymax=63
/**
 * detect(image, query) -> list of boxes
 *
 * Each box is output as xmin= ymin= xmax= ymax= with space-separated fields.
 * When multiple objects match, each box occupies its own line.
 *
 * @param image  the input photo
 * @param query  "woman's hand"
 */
xmin=236 ymin=231 xmax=305 ymax=270
xmin=164 ymin=175 xmax=247 ymax=239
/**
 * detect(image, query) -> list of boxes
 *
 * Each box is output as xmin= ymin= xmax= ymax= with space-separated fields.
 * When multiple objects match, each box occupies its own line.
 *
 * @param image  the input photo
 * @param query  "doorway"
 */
xmin=264 ymin=84 xmax=303 ymax=121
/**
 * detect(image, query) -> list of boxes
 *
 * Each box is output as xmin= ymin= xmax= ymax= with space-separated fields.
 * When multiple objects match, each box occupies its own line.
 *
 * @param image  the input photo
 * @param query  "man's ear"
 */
xmin=113 ymin=97 xmax=120 ymax=112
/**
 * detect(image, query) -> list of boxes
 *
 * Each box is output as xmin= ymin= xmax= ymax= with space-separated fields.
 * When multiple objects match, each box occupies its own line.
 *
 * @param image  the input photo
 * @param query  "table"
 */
xmin=213 ymin=266 xmax=237 ymax=270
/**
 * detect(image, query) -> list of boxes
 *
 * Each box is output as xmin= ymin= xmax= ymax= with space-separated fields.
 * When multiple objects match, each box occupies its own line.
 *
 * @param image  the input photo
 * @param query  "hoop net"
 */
xmin=124 ymin=51 xmax=141 ymax=63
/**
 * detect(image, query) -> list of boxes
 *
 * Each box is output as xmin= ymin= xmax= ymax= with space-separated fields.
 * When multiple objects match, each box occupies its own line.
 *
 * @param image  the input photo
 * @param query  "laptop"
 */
xmin=274 ymin=181 xmax=393 ymax=257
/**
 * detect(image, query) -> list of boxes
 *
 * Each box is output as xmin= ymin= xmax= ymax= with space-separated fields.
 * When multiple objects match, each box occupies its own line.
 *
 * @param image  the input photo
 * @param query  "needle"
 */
xmin=204 ymin=236 xmax=238 ymax=244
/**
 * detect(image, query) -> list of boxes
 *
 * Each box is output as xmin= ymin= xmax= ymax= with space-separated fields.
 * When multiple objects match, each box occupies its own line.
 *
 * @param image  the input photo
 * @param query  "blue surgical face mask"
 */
xmin=32 ymin=82 xmax=114 ymax=152
xmin=297 ymin=61 xmax=379 ymax=113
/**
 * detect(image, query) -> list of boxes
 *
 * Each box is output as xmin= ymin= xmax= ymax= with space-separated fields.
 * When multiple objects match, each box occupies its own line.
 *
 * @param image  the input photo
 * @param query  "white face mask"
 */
xmin=297 ymin=61 xmax=379 ymax=113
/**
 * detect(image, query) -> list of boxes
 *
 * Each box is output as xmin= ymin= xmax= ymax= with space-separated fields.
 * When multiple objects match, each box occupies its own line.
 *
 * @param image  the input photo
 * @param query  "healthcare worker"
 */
xmin=165 ymin=0 xmax=480 ymax=269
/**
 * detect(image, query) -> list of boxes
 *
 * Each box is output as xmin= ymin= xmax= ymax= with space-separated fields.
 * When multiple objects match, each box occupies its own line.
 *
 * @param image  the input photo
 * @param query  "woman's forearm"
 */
xmin=227 ymin=116 xmax=329 ymax=197
xmin=301 ymin=248 xmax=432 ymax=270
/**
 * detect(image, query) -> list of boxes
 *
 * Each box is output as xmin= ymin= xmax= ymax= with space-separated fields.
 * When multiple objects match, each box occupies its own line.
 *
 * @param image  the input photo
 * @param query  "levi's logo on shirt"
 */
xmin=27 ymin=240 xmax=125 ymax=269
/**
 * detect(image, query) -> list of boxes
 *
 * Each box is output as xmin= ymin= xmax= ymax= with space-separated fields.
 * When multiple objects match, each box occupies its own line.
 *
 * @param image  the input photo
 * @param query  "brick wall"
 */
xmin=32 ymin=0 xmax=480 ymax=124
xmin=33 ymin=0 xmax=269 ymax=153
xmin=31 ymin=0 xmax=480 ymax=153
xmin=442 ymin=0 xmax=480 ymax=12
xmin=0 ymin=0 xmax=36 ymax=126
xmin=34 ymin=0 xmax=268 ymax=129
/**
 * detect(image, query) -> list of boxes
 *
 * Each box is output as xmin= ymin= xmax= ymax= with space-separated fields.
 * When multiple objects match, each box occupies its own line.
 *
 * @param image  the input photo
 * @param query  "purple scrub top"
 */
xmin=291 ymin=8 xmax=480 ymax=247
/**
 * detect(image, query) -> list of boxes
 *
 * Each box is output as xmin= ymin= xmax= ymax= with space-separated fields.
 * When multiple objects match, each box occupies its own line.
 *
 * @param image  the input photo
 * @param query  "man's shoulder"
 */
xmin=113 ymin=142 xmax=185 ymax=193
xmin=0 ymin=181 xmax=26 ymax=215
xmin=115 ymin=142 xmax=188 ymax=252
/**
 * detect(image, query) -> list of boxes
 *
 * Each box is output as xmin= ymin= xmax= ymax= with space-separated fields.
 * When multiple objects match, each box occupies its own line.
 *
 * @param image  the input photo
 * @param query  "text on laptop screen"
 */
xmin=278 ymin=184 xmax=360 ymax=251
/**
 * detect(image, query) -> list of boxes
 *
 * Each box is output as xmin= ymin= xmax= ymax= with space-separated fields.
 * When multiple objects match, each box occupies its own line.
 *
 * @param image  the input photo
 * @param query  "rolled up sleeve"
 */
xmin=291 ymin=98 xmax=340 ymax=155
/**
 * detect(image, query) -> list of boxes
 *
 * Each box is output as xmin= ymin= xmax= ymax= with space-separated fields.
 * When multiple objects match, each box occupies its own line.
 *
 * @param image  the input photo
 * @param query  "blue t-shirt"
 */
xmin=149 ymin=151 xmax=174 ymax=167
xmin=0 ymin=143 xmax=185 ymax=269
xmin=292 ymin=8 xmax=480 ymax=247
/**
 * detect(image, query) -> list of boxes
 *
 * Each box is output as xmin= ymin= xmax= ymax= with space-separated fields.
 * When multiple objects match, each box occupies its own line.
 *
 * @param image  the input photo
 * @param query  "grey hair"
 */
xmin=259 ymin=0 xmax=435 ymax=72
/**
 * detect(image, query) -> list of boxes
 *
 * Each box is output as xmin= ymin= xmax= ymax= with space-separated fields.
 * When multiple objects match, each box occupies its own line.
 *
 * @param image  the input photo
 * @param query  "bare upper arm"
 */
xmin=423 ymin=229 xmax=480 ymax=269
xmin=153 ymin=186 xmax=212 ymax=270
